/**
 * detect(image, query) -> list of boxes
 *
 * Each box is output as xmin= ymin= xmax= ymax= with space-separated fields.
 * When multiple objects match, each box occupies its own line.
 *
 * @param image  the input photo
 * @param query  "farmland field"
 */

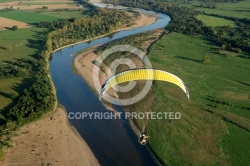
xmin=0 ymin=0 xmax=81 ymax=10
xmin=35 ymin=9 xmax=85 ymax=19
xmin=0 ymin=10 xmax=63 ymax=24
xmin=182 ymin=0 xmax=250 ymax=19
xmin=196 ymin=14 xmax=236 ymax=27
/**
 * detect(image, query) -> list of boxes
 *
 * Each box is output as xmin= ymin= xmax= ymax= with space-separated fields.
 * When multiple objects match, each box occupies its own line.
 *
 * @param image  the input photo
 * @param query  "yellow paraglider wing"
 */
xmin=100 ymin=68 xmax=189 ymax=99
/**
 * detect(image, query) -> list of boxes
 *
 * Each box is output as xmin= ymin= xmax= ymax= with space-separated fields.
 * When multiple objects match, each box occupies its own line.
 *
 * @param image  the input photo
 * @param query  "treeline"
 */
xmin=40 ymin=8 xmax=131 ymax=53
xmin=0 ymin=2 xmax=132 ymax=131
xmin=103 ymin=0 xmax=250 ymax=53
xmin=205 ymin=14 xmax=250 ymax=53
xmin=95 ymin=32 xmax=155 ymax=64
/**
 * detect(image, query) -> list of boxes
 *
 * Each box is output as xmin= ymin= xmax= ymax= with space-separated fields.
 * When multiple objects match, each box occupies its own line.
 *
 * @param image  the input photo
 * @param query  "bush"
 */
xmin=202 ymin=55 xmax=210 ymax=63
xmin=42 ymin=6 xmax=48 ymax=9
xmin=11 ymin=25 xmax=18 ymax=31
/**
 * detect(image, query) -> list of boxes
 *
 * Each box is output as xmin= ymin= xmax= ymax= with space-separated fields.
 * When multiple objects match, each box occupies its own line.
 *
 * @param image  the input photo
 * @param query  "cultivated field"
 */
xmin=0 ymin=16 xmax=32 ymax=31
xmin=0 ymin=0 xmax=81 ymax=10
xmin=0 ymin=0 xmax=86 ymax=30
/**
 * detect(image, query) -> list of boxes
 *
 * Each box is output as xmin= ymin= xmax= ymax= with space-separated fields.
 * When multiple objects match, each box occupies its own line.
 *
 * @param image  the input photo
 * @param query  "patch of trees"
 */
xmin=0 ymin=58 xmax=55 ymax=130
xmin=103 ymin=0 xmax=250 ymax=53
xmin=38 ymin=19 xmax=73 ymax=30
xmin=7 ymin=76 xmax=55 ymax=126
xmin=42 ymin=7 xmax=131 ymax=52
xmin=0 ymin=59 xmax=40 ymax=78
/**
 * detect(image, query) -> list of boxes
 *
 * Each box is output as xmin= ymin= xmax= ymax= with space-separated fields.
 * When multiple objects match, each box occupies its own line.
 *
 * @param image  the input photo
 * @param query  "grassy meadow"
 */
xmin=0 ymin=10 xmax=62 ymax=24
xmin=21 ymin=1 xmax=74 ymax=5
xmin=36 ymin=9 xmax=85 ymax=19
xmin=95 ymin=24 xmax=250 ymax=164
xmin=144 ymin=32 xmax=250 ymax=165
xmin=196 ymin=14 xmax=236 ymax=27
xmin=182 ymin=0 xmax=250 ymax=19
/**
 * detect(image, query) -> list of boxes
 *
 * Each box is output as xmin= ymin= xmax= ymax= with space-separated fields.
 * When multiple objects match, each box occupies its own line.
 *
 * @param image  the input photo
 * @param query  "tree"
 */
xmin=202 ymin=55 xmax=210 ymax=64
xmin=42 ymin=6 xmax=48 ymax=9
xmin=12 ymin=25 xmax=18 ymax=31
xmin=11 ymin=92 xmax=19 ymax=99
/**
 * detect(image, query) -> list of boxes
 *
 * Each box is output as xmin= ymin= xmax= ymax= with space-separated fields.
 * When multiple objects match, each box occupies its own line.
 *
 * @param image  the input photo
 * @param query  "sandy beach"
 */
xmin=0 ymin=107 xmax=100 ymax=166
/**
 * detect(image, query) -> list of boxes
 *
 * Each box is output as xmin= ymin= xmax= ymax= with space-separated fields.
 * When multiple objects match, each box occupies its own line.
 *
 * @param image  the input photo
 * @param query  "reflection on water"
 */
xmin=50 ymin=5 xmax=170 ymax=166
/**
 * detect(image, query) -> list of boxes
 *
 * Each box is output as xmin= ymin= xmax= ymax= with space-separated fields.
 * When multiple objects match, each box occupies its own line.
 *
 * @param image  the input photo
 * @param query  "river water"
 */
xmin=50 ymin=5 xmax=170 ymax=166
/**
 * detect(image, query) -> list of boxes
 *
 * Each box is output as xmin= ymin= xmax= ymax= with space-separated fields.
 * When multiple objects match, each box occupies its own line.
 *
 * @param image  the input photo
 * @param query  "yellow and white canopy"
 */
xmin=100 ymin=68 xmax=189 ymax=99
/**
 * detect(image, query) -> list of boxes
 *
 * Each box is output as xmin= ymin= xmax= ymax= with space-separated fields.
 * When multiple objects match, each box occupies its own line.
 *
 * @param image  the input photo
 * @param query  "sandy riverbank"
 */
xmin=73 ymin=13 xmax=158 ymax=109
xmin=0 ymin=107 xmax=100 ymax=166
xmin=74 ymin=28 xmax=164 ymax=109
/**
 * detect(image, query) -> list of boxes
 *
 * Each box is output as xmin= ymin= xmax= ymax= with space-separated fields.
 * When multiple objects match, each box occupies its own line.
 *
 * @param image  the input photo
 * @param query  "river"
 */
xmin=50 ymin=4 xmax=170 ymax=166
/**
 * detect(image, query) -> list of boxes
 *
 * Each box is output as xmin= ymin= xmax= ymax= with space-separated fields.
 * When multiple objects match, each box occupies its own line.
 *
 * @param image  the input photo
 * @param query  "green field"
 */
xmin=0 ymin=10 xmax=62 ymax=24
xmin=35 ymin=9 xmax=85 ymax=19
xmin=21 ymin=1 xmax=74 ymax=5
xmin=144 ymin=32 xmax=250 ymax=165
xmin=0 ymin=0 xmax=17 ymax=2
xmin=182 ymin=0 xmax=250 ymax=19
xmin=221 ymin=122 xmax=250 ymax=165
xmin=0 ymin=28 xmax=46 ymax=63
xmin=196 ymin=14 xmax=236 ymax=27
xmin=0 ymin=27 xmax=46 ymax=112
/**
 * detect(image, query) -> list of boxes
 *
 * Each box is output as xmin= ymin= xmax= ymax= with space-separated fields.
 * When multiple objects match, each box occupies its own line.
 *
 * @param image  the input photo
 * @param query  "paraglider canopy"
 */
xmin=99 ymin=68 xmax=189 ymax=100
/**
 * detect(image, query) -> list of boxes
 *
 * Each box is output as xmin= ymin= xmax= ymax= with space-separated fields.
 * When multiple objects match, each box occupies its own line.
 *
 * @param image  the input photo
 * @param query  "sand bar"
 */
xmin=0 ymin=107 xmax=100 ymax=166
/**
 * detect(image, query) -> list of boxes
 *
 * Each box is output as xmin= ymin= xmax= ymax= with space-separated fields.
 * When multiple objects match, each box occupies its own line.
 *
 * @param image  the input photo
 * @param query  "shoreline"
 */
xmin=0 ymin=106 xmax=100 ymax=166
xmin=73 ymin=27 xmax=165 ymax=165
xmin=53 ymin=12 xmax=158 ymax=53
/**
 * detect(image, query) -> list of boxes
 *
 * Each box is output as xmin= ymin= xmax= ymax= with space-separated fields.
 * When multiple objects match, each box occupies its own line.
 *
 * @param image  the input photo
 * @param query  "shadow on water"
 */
xmin=49 ymin=5 xmax=171 ymax=166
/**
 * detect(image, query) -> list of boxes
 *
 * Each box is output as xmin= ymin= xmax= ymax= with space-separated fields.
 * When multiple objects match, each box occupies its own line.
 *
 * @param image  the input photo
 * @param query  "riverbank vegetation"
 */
xmin=102 ymin=0 xmax=250 ymax=165
xmin=0 ymin=1 xmax=132 ymax=159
